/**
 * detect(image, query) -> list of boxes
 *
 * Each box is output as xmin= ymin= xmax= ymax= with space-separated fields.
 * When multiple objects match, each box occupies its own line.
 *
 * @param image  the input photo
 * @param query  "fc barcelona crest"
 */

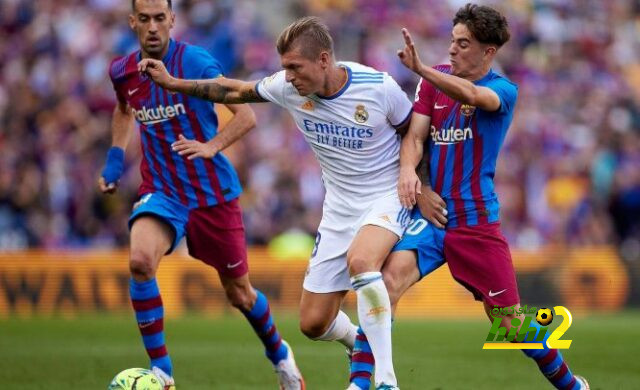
xmin=354 ymin=104 xmax=369 ymax=123
xmin=460 ymin=104 xmax=476 ymax=116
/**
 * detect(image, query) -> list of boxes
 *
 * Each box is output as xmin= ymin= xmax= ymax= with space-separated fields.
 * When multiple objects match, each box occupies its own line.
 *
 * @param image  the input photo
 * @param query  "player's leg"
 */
xmin=300 ymin=213 xmax=360 ymax=351
xmin=348 ymin=215 xmax=445 ymax=390
xmin=299 ymin=289 xmax=355 ymax=347
xmin=186 ymin=199 xmax=304 ymax=389
xmin=444 ymin=223 xmax=588 ymax=389
xmin=127 ymin=193 xmax=187 ymax=389
xmin=348 ymin=224 xmax=399 ymax=388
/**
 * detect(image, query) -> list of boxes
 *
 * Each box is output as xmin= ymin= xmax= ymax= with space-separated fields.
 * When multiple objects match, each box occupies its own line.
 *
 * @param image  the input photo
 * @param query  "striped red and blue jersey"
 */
xmin=414 ymin=65 xmax=518 ymax=228
xmin=109 ymin=39 xmax=242 ymax=209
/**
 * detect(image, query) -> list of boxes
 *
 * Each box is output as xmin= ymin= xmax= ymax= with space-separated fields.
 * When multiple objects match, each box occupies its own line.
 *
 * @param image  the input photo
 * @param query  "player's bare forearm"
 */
xmin=399 ymin=113 xmax=429 ymax=172
xmin=111 ymin=103 xmax=135 ymax=149
xmin=170 ymin=77 xmax=266 ymax=104
xmin=208 ymin=104 xmax=257 ymax=152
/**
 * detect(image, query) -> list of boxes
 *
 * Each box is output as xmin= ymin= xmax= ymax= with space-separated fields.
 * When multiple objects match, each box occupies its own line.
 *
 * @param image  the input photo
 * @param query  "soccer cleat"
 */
xmin=275 ymin=340 xmax=305 ymax=390
xmin=375 ymin=385 xmax=399 ymax=390
xmin=152 ymin=366 xmax=176 ymax=390
xmin=576 ymin=375 xmax=590 ymax=390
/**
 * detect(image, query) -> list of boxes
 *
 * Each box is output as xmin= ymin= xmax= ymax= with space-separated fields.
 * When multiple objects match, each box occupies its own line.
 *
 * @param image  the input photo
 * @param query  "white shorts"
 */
xmin=302 ymin=191 xmax=410 ymax=293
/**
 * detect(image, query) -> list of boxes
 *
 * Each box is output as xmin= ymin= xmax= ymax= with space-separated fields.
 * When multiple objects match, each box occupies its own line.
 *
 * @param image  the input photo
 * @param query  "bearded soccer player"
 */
xmin=139 ymin=16 xmax=416 ymax=390
xmin=99 ymin=1 xmax=304 ymax=388
xmin=351 ymin=3 xmax=590 ymax=389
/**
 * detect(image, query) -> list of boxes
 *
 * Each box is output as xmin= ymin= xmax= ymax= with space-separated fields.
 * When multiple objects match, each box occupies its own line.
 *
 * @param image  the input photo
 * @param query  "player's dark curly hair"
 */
xmin=132 ymin=0 xmax=172 ymax=11
xmin=453 ymin=3 xmax=510 ymax=47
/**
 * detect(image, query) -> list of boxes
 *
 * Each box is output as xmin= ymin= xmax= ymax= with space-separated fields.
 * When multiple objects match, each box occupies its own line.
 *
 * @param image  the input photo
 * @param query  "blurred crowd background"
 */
xmin=0 ymin=0 xmax=639 ymax=259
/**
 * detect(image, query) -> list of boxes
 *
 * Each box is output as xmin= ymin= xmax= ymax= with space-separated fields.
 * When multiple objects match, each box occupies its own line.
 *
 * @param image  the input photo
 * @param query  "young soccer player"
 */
xmin=350 ymin=3 xmax=590 ymax=389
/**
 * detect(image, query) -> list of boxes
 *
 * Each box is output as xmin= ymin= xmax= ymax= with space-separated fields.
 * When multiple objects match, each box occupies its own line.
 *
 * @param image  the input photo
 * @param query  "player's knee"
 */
xmin=347 ymin=252 xmax=370 ymax=275
xmin=299 ymin=316 xmax=330 ymax=340
xmin=129 ymin=250 xmax=156 ymax=279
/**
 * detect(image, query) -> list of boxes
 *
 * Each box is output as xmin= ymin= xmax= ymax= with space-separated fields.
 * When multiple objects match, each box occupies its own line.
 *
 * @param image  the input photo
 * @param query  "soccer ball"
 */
xmin=108 ymin=368 xmax=163 ymax=390
xmin=536 ymin=308 xmax=553 ymax=326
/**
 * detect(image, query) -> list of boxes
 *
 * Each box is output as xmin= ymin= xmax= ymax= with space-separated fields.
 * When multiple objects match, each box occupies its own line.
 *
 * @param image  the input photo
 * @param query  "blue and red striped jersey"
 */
xmin=414 ymin=65 xmax=518 ymax=228
xmin=109 ymin=39 xmax=242 ymax=208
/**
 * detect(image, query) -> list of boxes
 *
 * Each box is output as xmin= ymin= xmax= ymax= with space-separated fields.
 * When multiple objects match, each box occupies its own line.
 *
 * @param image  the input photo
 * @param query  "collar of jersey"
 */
xmin=136 ymin=39 xmax=177 ymax=64
xmin=473 ymin=68 xmax=494 ymax=85
xmin=316 ymin=65 xmax=352 ymax=100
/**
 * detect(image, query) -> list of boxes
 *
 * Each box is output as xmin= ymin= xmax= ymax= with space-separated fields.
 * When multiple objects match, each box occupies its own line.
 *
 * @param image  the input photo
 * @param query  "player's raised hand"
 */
xmin=416 ymin=185 xmax=448 ymax=229
xmin=397 ymin=28 xmax=423 ymax=73
xmin=138 ymin=58 xmax=173 ymax=89
xmin=398 ymin=166 xmax=422 ymax=208
xmin=171 ymin=134 xmax=219 ymax=160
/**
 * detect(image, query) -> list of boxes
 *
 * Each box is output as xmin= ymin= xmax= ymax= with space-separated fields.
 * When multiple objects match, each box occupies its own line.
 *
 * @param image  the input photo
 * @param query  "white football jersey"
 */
xmin=256 ymin=62 xmax=412 ymax=215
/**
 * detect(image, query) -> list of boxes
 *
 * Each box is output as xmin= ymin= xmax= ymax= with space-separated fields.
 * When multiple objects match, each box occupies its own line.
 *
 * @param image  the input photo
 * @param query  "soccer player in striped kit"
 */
xmin=350 ymin=3 xmax=590 ymax=389
xmin=98 ymin=1 xmax=304 ymax=389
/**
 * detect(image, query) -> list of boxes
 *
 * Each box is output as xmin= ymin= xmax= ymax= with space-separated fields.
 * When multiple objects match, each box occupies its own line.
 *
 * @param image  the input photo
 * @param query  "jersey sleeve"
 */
xmin=255 ymin=70 xmax=287 ymax=107
xmin=413 ymin=78 xmax=436 ymax=117
xmin=485 ymin=77 xmax=518 ymax=116
xmin=108 ymin=57 xmax=127 ymax=105
xmin=184 ymin=46 xmax=225 ymax=79
xmin=383 ymin=75 xmax=412 ymax=127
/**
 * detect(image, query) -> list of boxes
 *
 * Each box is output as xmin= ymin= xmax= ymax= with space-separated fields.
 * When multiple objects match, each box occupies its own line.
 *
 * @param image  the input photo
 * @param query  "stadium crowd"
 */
xmin=0 ymin=0 xmax=638 ymax=253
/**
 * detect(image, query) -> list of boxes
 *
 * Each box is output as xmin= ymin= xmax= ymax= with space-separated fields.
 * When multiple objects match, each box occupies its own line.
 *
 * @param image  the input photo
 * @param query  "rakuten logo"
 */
xmin=132 ymin=103 xmax=186 ymax=125
xmin=430 ymin=125 xmax=473 ymax=145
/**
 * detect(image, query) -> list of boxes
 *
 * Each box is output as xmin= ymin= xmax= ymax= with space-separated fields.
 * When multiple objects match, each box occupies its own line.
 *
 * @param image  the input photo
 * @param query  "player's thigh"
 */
xmin=129 ymin=216 xmax=174 ymax=274
xmin=299 ymin=289 xmax=348 ymax=335
xmin=347 ymin=224 xmax=400 ymax=274
xmin=186 ymin=199 xmax=249 ymax=279
xmin=381 ymin=250 xmax=421 ymax=307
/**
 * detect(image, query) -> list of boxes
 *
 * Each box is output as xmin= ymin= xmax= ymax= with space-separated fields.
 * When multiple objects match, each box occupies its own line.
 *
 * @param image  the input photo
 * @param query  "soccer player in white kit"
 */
xmin=139 ymin=16 xmax=412 ymax=390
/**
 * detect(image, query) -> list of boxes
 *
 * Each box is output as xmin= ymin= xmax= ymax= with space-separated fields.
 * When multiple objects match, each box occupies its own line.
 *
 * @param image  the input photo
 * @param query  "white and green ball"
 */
xmin=108 ymin=368 xmax=163 ymax=390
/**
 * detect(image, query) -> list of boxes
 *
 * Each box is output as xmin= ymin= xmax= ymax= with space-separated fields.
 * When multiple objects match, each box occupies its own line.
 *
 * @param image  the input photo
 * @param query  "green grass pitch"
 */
xmin=1 ymin=312 xmax=639 ymax=389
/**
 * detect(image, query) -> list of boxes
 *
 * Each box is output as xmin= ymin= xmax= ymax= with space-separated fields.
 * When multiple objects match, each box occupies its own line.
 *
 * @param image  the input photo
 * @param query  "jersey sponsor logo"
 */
xmin=354 ymin=104 xmax=369 ymax=123
xmin=132 ymin=103 xmax=186 ymax=125
xmin=430 ymin=125 xmax=473 ymax=145
xmin=303 ymin=119 xmax=374 ymax=150
xmin=460 ymin=104 xmax=476 ymax=116
xmin=301 ymin=100 xmax=314 ymax=110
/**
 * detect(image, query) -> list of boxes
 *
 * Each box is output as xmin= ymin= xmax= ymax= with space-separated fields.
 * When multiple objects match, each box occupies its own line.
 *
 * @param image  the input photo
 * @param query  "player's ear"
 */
xmin=128 ymin=13 xmax=136 ymax=30
xmin=319 ymin=51 xmax=330 ymax=69
xmin=484 ymin=45 xmax=497 ymax=58
xmin=169 ymin=11 xmax=175 ymax=28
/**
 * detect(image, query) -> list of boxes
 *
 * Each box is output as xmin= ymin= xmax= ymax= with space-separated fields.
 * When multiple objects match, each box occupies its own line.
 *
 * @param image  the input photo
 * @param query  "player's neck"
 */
xmin=140 ymin=45 xmax=170 ymax=61
xmin=320 ymin=65 xmax=348 ymax=97
xmin=466 ymin=63 xmax=492 ymax=82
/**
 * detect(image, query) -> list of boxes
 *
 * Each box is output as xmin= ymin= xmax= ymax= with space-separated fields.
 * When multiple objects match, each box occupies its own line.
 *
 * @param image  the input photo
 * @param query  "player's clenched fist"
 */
xmin=138 ymin=59 xmax=174 ymax=89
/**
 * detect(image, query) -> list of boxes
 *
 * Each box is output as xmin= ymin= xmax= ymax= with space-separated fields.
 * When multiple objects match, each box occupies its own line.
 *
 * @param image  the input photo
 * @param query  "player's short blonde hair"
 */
xmin=276 ymin=16 xmax=334 ymax=59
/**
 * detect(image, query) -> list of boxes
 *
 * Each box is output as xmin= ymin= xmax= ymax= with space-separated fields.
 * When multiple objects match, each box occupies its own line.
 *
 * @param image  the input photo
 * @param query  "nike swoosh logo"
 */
xmin=128 ymin=88 xmax=139 ymax=96
xmin=139 ymin=320 xmax=155 ymax=329
xmin=488 ymin=289 xmax=507 ymax=297
xmin=434 ymin=104 xmax=447 ymax=109
xmin=227 ymin=260 xmax=244 ymax=269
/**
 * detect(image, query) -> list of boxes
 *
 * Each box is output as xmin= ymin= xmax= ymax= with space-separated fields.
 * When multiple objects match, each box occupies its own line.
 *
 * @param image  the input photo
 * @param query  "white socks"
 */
xmin=313 ymin=310 xmax=358 ymax=350
xmin=351 ymin=271 xmax=396 ymax=387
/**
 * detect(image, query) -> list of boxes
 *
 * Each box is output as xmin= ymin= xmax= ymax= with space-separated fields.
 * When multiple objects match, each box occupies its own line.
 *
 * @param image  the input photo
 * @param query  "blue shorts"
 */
xmin=129 ymin=192 xmax=188 ymax=252
xmin=392 ymin=208 xmax=446 ymax=279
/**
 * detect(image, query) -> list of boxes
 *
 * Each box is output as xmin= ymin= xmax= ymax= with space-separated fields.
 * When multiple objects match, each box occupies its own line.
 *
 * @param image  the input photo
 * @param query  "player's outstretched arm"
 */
xmin=397 ymin=28 xmax=501 ymax=112
xmin=138 ymin=59 xmax=266 ymax=104
xmin=99 ymin=101 xmax=135 ymax=194
xmin=171 ymin=103 xmax=256 ymax=160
